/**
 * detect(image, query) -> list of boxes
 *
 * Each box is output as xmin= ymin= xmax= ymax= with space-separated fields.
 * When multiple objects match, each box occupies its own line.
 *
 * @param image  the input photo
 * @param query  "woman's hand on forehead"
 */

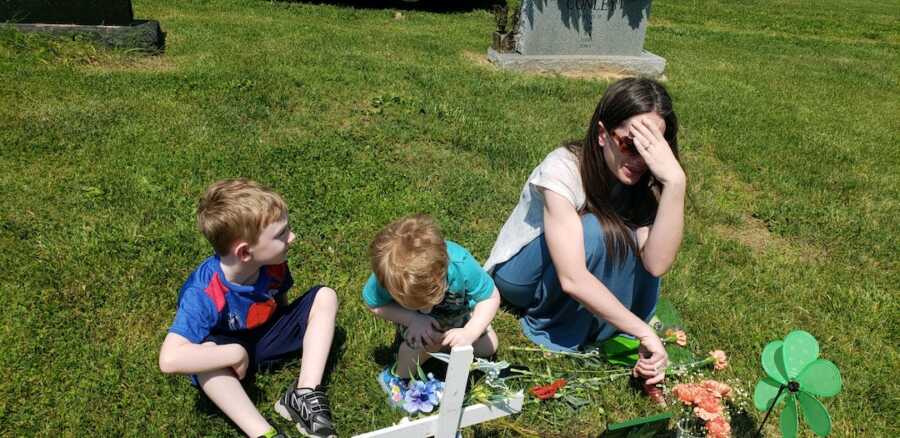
xmin=626 ymin=113 xmax=665 ymax=134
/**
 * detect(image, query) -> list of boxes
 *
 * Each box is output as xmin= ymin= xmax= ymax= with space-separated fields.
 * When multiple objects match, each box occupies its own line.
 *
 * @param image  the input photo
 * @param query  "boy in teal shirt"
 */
xmin=362 ymin=214 xmax=500 ymax=404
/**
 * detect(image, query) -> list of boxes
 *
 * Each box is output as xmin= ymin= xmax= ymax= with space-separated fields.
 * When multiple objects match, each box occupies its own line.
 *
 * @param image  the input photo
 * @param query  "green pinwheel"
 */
xmin=753 ymin=330 xmax=842 ymax=437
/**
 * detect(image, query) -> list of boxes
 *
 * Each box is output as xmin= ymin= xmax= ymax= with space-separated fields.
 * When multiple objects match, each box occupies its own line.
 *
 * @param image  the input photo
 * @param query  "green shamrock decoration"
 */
xmin=753 ymin=330 xmax=842 ymax=437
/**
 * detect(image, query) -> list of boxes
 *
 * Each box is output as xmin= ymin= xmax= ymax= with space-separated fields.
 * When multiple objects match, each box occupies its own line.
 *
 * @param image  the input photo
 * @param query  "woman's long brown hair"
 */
xmin=564 ymin=78 xmax=680 ymax=265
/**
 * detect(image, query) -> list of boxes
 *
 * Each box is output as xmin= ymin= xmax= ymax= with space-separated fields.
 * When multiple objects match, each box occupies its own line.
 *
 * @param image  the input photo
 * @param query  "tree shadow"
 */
xmin=273 ymin=0 xmax=506 ymax=13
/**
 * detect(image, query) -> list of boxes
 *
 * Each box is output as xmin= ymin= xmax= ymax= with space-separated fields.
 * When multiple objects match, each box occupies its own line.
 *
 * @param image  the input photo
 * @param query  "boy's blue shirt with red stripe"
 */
xmin=169 ymin=256 xmax=294 ymax=343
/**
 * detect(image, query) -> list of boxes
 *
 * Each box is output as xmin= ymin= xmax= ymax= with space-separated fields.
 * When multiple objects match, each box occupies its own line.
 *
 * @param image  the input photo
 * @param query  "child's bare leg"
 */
xmin=197 ymin=368 xmax=271 ymax=437
xmin=395 ymin=340 xmax=435 ymax=379
xmin=297 ymin=287 xmax=338 ymax=389
xmin=472 ymin=325 xmax=499 ymax=357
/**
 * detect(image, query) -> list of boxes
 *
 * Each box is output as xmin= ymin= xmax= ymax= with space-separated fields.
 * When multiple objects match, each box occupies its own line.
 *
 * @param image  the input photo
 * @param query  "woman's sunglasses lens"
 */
xmin=621 ymin=137 xmax=637 ymax=154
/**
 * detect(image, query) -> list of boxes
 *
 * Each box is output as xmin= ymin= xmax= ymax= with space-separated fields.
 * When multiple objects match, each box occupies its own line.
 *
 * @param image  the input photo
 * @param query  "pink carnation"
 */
xmin=706 ymin=416 xmax=732 ymax=438
xmin=664 ymin=329 xmax=688 ymax=347
xmin=673 ymin=384 xmax=706 ymax=405
xmin=701 ymin=380 xmax=733 ymax=399
xmin=709 ymin=350 xmax=728 ymax=371
xmin=693 ymin=395 xmax=723 ymax=421
xmin=674 ymin=330 xmax=687 ymax=346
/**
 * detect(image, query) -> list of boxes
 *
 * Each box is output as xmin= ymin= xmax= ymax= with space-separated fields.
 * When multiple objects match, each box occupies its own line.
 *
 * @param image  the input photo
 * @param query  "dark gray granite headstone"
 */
xmin=0 ymin=0 xmax=134 ymax=26
xmin=488 ymin=0 xmax=665 ymax=76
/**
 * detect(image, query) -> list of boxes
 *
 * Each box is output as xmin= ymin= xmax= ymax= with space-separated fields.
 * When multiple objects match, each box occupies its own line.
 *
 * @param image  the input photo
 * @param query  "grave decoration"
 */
xmin=491 ymin=4 xmax=521 ymax=53
xmin=353 ymin=346 xmax=524 ymax=438
xmin=753 ymin=330 xmax=842 ymax=437
xmin=603 ymin=412 xmax=673 ymax=437
xmin=672 ymin=380 xmax=737 ymax=438
xmin=504 ymin=296 xmax=738 ymax=436
xmin=509 ymin=339 xmax=728 ymax=407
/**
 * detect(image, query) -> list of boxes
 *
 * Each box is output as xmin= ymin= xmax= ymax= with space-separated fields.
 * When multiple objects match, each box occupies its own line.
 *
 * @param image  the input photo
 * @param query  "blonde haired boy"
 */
xmin=362 ymin=214 xmax=500 ymax=402
xmin=159 ymin=179 xmax=339 ymax=438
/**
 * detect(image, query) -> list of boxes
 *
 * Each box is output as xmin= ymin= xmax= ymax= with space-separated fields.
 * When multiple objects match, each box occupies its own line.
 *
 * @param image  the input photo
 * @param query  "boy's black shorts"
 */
xmin=191 ymin=285 xmax=324 ymax=385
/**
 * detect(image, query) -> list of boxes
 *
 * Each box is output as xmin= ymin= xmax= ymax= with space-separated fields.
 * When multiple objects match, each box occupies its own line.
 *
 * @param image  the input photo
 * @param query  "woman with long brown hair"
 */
xmin=484 ymin=78 xmax=685 ymax=385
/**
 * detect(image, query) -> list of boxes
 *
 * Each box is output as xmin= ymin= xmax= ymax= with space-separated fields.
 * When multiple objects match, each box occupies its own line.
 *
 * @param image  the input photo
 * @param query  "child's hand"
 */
xmin=441 ymin=327 xmax=480 ymax=348
xmin=406 ymin=314 xmax=441 ymax=350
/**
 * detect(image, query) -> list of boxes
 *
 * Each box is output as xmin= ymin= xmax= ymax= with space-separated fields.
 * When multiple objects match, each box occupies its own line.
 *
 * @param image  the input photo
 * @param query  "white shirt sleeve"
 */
xmin=528 ymin=148 xmax=583 ymax=209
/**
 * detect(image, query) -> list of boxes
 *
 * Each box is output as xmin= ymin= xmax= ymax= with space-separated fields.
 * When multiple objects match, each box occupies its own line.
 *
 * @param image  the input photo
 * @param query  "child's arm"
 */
xmin=369 ymin=303 xmax=441 ymax=348
xmin=158 ymin=332 xmax=249 ymax=378
xmin=442 ymin=287 xmax=500 ymax=347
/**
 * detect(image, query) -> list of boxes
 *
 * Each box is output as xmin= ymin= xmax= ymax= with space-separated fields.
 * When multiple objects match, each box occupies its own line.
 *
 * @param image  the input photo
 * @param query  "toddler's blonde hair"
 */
xmin=369 ymin=214 xmax=448 ymax=310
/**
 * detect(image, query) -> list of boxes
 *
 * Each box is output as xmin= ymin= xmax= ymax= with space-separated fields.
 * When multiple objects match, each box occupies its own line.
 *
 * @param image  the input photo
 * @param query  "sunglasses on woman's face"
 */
xmin=610 ymin=132 xmax=638 ymax=155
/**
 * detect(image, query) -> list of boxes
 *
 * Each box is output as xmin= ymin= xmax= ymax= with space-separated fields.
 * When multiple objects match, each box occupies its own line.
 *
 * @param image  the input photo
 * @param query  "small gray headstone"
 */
xmin=488 ymin=0 xmax=665 ymax=77
xmin=1 ymin=0 xmax=165 ymax=52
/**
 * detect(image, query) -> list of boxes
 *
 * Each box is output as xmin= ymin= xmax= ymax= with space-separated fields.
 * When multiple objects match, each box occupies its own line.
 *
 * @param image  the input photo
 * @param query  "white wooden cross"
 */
xmin=353 ymin=345 xmax=524 ymax=438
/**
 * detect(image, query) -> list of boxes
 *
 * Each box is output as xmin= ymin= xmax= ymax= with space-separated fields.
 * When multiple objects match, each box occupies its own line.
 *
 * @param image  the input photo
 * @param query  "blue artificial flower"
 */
xmin=425 ymin=373 xmax=445 ymax=400
xmin=403 ymin=374 xmax=445 ymax=415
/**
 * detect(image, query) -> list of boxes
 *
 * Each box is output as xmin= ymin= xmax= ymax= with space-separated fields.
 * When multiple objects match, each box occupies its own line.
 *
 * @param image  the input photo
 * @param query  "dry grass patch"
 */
xmin=463 ymin=50 xmax=638 ymax=82
xmin=82 ymin=53 xmax=176 ymax=73
xmin=688 ymin=145 xmax=826 ymax=262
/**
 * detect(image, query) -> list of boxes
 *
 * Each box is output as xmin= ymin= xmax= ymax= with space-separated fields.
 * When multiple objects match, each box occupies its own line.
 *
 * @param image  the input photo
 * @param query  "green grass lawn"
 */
xmin=1 ymin=0 xmax=898 ymax=435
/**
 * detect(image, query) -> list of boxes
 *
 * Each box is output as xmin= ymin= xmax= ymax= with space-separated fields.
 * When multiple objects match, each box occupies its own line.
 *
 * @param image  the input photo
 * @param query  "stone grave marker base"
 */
xmin=2 ymin=20 xmax=165 ymax=52
xmin=487 ymin=47 xmax=665 ymax=78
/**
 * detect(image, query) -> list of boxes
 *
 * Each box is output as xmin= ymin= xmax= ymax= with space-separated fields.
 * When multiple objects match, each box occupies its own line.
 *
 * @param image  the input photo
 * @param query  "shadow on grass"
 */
xmin=499 ymin=296 xmax=526 ymax=318
xmin=371 ymin=343 xmax=395 ymax=369
xmin=370 ymin=334 xmax=528 ymax=387
xmin=273 ymin=0 xmax=505 ymax=13
xmin=370 ymin=341 xmax=453 ymax=381
xmin=729 ymin=408 xmax=759 ymax=437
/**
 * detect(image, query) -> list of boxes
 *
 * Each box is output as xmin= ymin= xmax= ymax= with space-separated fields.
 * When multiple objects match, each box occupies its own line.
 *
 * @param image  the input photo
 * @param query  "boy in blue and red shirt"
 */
xmin=159 ymin=179 xmax=338 ymax=438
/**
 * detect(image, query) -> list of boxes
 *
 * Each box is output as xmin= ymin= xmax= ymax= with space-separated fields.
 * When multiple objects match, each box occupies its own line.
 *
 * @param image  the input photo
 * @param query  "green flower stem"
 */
xmin=669 ymin=356 xmax=715 ymax=375
xmin=557 ymin=368 xmax=632 ymax=374
xmin=507 ymin=346 xmax=600 ymax=359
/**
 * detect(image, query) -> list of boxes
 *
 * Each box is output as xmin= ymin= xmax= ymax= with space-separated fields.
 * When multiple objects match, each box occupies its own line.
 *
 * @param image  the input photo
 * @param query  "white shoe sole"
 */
xmin=274 ymin=399 xmax=336 ymax=438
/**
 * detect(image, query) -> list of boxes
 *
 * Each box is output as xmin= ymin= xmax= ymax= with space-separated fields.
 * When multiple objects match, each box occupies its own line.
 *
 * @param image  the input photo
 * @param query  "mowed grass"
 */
xmin=1 ymin=0 xmax=897 ymax=435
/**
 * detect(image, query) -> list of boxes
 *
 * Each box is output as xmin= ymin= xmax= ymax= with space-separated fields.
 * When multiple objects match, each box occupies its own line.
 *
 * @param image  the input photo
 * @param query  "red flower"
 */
xmin=529 ymin=378 xmax=567 ymax=400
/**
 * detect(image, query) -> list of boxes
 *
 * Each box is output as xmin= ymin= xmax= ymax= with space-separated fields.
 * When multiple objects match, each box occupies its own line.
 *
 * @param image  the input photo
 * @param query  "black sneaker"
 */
xmin=274 ymin=384 xmax=337 ymax=438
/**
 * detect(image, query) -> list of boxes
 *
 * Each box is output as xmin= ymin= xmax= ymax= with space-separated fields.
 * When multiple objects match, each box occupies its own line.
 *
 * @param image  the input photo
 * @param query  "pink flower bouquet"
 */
xmin=672 ymin=380 xmax=734 ymax=438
